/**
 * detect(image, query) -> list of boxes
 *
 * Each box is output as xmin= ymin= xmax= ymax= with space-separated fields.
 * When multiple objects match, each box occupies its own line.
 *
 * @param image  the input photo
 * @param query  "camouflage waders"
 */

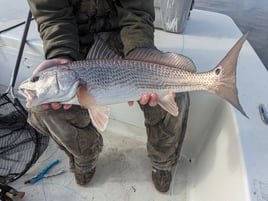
xmin=28 ymin=105 xmax=103 ymax=174
xmin=140 ymin=93 xmax=189 ymax=171
xmin=28 ymin=92 xmax=189 ymax=173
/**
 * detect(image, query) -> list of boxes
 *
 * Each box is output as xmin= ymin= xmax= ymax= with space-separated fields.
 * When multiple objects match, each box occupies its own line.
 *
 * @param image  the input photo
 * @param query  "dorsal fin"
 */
xmin=87 ymin=38 xmax=196 ymax=72
xmin=126 ymin=48 xmax=197 ymax=72
xmin=86 ymin=38 xmax=122 ymax=60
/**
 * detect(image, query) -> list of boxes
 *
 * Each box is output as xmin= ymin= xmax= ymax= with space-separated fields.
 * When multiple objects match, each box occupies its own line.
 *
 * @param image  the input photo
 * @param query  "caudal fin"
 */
xmin=212 ymin=33 xmax=248 ymax=117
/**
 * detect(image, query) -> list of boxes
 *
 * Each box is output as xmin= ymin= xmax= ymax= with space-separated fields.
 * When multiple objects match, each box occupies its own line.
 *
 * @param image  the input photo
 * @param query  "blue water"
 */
xmin=195 ymin=0 xmax=268 ymax=70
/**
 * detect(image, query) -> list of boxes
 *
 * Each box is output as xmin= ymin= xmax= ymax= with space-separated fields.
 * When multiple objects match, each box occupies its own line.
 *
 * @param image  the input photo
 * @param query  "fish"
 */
xmin=19 ymin=33 xmax=248 ymax=132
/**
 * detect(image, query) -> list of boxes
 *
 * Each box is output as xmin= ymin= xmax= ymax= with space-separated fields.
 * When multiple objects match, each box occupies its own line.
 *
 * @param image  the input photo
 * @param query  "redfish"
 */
xmin=19 ymin=33 xmax=248 ymax=131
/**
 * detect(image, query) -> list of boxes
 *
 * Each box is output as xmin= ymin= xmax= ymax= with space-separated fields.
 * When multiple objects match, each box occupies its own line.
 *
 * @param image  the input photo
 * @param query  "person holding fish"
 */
xmin=26 ymin=0 xmax=190 ymax=192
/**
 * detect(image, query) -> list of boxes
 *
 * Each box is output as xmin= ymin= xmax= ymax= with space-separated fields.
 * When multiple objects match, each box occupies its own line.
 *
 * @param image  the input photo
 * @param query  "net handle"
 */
xmin=7 ymin=10 xmax=32 ymax=96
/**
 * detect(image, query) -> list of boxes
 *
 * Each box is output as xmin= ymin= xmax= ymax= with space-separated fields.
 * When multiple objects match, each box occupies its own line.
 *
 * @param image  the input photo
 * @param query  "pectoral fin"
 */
xmin=77 ymin=85 xmax=110 ymax=131
xmin=158 ymin=93 xmax=178 ymax=116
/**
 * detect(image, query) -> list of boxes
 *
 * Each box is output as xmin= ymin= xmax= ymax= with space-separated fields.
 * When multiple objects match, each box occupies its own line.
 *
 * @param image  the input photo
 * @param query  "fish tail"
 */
xmin=211 ymin=33 xmax=248 ymax=117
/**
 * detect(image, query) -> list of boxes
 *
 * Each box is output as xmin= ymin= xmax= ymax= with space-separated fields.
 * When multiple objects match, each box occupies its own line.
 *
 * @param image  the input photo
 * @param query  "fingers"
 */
xmin=128 ymin=101 xmax=134 ymax=106
xmin=41 ymin=102 xmax=61 ymax=110
xmin=41 ymin=103 xmax=50 ymax=110
xmin=139 ymin=94 xmax=150 ymax=105
xmin=149 ymin=93 xmax=158 ymax=107
xmin=63 ymin=104 xmax=72 ymax=110
xmin=50 ymin=102 xmax=62 ymax=110
xmin=139 ymin=93 xmax=158 ymax=107
xmin=33 ymin=57 xmax=72 ymax=75
xmin=128 ymin=93 xmax=159 ymax=107
xmin=41 ymin=102 xmax=72 ymax=110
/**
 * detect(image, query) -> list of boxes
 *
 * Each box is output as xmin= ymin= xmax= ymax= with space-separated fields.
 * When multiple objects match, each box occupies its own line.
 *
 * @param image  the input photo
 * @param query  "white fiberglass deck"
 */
xmin=1 ymin=6 xmax=268 ymax=201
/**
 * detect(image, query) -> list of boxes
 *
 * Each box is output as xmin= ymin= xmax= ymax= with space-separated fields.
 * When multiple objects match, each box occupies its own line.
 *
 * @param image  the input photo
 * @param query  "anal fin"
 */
xmin=158 ymin=93 xmax=178 ymax=116
xmin=87 ymin=106 xmax=110 ymax=132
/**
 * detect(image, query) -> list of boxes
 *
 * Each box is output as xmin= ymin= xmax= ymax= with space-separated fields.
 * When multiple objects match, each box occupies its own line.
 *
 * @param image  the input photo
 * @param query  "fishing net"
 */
xmin=0 ymin=94 xmax=49 ymax=184
xmin=0 ymin=10 xmax=49 ymax=184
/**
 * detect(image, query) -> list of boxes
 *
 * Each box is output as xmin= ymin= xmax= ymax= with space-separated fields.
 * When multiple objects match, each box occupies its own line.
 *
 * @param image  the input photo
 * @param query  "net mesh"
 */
xmin=0 ymin=94 xmax=49 ymax=184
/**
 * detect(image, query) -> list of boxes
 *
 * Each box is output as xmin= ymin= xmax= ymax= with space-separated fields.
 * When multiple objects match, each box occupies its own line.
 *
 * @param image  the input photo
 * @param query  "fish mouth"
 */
xmin=19 ymin=89 xmax=37 ymax=107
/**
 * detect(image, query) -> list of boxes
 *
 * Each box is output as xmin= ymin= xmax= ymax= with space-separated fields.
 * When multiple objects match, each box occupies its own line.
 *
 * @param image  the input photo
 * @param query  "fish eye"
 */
xmin=215 ymin=67 xmax=221 ymax=75
xmin=30 ymin=75 xmax=40 ymax=82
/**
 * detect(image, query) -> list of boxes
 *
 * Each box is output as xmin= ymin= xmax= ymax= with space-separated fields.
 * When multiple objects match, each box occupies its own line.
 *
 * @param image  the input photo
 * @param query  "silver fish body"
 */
xmin=67 ymin=59 xmax=214 ymax=105
xmin=19 ymin=33 xmax=248 ymax=131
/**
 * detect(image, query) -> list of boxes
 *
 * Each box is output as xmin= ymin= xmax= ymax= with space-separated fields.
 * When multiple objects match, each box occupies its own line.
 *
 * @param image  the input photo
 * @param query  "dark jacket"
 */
xmin=27 ymin=0 xmax=155 ymax=60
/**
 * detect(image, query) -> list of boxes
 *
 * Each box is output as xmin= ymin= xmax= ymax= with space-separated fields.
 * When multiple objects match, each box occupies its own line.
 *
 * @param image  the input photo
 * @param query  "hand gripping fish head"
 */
xmin=19 ymin=66 xmax=80 ymax=108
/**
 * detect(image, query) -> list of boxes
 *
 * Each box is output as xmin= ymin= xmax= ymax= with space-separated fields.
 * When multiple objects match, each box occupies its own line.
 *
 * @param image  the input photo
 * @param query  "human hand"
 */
xmin=128 ymin=93 xmax=158 ymax=107
xmin=33 ymin=57 xmax=72 ymax=110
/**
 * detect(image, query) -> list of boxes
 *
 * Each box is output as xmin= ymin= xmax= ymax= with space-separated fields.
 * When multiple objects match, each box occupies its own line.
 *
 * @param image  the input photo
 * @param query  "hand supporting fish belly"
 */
xmin=19 ymin=33 xmax=249 ymax=132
